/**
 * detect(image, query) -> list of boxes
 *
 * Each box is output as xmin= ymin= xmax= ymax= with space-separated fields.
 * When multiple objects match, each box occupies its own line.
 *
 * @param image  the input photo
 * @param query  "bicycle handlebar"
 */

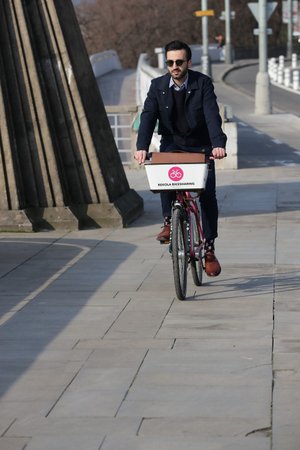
xmin=146 ymin=151 xmax=227 ymax=161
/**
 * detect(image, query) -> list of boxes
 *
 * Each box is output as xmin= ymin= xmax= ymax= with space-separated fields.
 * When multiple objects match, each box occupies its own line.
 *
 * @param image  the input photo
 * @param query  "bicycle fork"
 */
xmin=187 ymin=208 xmax=205 ymax=265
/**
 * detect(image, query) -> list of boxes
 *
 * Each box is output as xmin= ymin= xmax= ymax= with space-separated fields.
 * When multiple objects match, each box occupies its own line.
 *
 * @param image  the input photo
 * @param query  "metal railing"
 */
xmin=105 ymin=105 xmax=138 ymax=166
xmin=268 ymin=54 xmax=300 ymax=93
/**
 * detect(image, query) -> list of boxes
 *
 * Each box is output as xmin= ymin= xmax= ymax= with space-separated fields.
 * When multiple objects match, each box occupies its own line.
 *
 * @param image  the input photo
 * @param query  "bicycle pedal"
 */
xmin=159 ymin=239 xmax=170 ymax=245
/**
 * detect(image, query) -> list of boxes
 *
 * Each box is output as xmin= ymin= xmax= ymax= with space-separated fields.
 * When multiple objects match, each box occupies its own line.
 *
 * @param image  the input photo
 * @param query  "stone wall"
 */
xmin=0 ymin=0 xmax=143 ymax=231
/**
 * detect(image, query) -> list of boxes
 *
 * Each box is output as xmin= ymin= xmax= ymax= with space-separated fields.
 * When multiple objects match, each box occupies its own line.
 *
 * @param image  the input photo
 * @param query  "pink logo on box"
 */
xmin=168 ymin=166 xmax=184 ymax=181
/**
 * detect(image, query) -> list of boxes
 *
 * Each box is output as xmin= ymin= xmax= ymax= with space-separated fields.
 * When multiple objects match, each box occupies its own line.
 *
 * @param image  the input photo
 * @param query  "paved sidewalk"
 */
xmin=0 ymin=63 xmax=300 ymax=450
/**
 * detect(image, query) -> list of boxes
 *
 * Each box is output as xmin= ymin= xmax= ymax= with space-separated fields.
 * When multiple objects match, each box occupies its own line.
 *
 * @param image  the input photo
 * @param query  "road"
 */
xmin=224 ymin=62 xmax=300 ymax=117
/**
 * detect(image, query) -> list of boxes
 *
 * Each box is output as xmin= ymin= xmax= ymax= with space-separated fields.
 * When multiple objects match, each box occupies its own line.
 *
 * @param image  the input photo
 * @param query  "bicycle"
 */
xmin=145 ymin=152 xmax=208 ymax=300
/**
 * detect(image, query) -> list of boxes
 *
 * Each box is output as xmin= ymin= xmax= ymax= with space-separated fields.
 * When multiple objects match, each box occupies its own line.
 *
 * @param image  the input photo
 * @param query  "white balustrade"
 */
xmin=273 ymin=65 xmax=278 ymax=82
xmin=268 ymin=54 xmax=300 ymax=93
xmin=291 ymin=53 xmax=297 ymax=69
xmin=268 ymin=58 xmax=277 ymax=81
xmin=277 ymin=68 xmax=284 ymax=84
xmin=278 ymin=55 xmax=285 ymax=69
xmin=284 ymin=68 xmax=291 ymax=87
xmin=293 ymin=71 xmax=299 ymax=90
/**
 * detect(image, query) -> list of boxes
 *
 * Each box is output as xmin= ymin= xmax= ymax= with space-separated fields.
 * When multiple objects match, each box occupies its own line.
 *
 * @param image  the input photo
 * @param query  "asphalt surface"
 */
xmin=0 ymin=61 xmax=300 ymax=450
xmin=224 ymin=61 xmax=300 ymax=117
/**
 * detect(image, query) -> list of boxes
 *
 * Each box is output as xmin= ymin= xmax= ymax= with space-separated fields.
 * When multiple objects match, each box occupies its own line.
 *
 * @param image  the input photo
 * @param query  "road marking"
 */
xmin=274 ymin=160 xmax=295 ymax=166
xmin=0 ymin=240 xmax=90 ymax=326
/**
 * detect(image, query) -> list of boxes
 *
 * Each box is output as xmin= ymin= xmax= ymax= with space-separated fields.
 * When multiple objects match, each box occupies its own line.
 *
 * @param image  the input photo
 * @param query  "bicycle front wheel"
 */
xmin=190 ymin=211 xmax=203 ymax=287
xmin=172 ymin=208 xmax=188 ymax=300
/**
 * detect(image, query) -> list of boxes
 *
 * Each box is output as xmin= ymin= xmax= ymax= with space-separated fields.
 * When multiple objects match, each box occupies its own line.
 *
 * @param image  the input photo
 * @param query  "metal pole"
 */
xmin=225 ymin=0 xmax=232 ymax=64
xmin=287 ymin=0 xmax=293 ymax=59
xmin=201 ymin=0 xmax=211 ymax=75
xmin=255 ymin=0 xmax=272 ymax=114
xmin=259 ymin=0 xmax=267 ymax=72
xmin=201 ymin=0 xmax=208 ymax=57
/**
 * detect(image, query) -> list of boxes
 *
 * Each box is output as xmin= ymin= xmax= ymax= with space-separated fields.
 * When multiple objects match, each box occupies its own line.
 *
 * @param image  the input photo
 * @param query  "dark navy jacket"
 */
xmin=137 ymin=69 xmax=227 ymax=151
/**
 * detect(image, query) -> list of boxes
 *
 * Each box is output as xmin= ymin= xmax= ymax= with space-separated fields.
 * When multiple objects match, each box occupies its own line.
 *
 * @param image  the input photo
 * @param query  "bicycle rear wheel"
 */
xmin=172 ymin=207 xmax=188 ymax=300
xmin=190 ymin=211 xmax=203 ymax=286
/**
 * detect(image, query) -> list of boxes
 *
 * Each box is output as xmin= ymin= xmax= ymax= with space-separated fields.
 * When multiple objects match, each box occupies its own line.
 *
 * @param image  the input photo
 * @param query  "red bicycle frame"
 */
xmin=174 ymin=190 xmax=205 ymax=260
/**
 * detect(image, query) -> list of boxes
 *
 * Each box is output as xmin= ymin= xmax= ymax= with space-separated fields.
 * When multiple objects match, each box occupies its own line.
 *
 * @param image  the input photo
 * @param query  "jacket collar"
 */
xmin=186 ymin=70 xmax=202 ymax=90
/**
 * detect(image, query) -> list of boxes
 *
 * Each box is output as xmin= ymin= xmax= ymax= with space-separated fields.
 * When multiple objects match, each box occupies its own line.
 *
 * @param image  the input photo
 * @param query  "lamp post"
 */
xmin=201 ymin=0 xmax=211 ymax=75
xmin=225 ymin=0 xmax=233 ymax=64
xmin=254 ymin=0 xmax=272 ymax=114
xmin=287 ymin=0 xmax=293 ymax=59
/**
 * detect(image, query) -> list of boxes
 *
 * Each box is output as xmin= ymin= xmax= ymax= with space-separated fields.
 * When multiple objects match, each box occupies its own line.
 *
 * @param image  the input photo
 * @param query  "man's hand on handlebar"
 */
xmin=134 ymin=150 xmax=147 ymax=165
xmin=210 ymin=147 xmax=226 ymax=160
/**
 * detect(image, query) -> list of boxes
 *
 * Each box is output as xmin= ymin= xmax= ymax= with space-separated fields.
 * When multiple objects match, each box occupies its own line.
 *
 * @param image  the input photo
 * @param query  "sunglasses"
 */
xmin=165 ymin=59 xmax=187 ymax=67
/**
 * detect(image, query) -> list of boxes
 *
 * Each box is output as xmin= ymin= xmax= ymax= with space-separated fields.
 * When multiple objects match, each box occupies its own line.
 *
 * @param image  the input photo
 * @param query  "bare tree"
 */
xmin=74 ymin=0 xmax=287 ymax=67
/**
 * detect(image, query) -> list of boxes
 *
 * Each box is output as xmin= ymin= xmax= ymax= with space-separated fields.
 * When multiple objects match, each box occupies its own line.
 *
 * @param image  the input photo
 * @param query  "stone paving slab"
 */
xmin=100 ymin=434 xmax=271 ymax=450
xmin=0 ymin=438 xmax=31 ymax=450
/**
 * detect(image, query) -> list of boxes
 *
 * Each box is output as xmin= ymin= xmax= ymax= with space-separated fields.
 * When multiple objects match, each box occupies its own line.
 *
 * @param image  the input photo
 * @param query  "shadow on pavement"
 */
xmin=194 ymin=269 xmax=300 ymax=302
xmin=0 ymin=237 xmax=136 ymax=403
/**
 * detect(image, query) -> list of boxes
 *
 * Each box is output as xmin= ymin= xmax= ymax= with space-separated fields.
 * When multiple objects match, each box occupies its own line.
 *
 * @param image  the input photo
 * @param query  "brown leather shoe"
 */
xmin=205 ymin=251 xmax=221 ymax=276
xmin=156 ymin=224 xmax=170 ymax=243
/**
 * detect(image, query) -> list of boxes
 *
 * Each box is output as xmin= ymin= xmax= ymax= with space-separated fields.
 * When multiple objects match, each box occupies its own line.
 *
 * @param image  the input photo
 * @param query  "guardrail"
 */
xmin=105 ymin=105 xmax=138 ymax=166
xmin=268 ymin=54 xmax=300 ymax=93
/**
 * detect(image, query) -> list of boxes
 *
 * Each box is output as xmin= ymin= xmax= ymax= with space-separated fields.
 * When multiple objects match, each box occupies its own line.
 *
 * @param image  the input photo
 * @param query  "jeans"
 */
xmin=159 ymin=142 xmax=218 ymax=241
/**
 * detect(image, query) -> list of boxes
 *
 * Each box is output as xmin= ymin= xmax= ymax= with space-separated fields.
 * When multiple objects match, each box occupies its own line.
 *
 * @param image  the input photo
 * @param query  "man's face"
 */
xmin=166 ymin=49 xmax=191 ymax=82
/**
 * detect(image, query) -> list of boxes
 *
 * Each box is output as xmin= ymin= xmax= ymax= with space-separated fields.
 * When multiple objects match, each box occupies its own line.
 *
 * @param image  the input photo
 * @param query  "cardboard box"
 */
xmin=151 ymin=152 xmax=206 ymax=164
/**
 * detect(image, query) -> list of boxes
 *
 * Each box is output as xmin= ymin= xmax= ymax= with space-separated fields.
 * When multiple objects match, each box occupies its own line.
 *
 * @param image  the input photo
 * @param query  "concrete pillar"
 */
xmin=0 ymin=0 xmax=143 ymax=231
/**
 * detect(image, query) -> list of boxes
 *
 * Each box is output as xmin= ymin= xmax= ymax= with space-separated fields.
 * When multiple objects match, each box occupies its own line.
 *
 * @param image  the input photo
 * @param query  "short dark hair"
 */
xmin=164 ymin=40 xmax=192 ymax=61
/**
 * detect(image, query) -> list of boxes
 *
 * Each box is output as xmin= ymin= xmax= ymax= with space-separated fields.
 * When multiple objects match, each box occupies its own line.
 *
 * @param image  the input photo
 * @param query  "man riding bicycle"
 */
xmin=134 ymin=40 xmax=226 ymax=277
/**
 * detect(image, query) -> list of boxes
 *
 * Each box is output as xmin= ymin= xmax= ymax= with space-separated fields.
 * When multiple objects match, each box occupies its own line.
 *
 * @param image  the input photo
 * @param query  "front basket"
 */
xmin=145 ymin=153 xmax=208 ymax=192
